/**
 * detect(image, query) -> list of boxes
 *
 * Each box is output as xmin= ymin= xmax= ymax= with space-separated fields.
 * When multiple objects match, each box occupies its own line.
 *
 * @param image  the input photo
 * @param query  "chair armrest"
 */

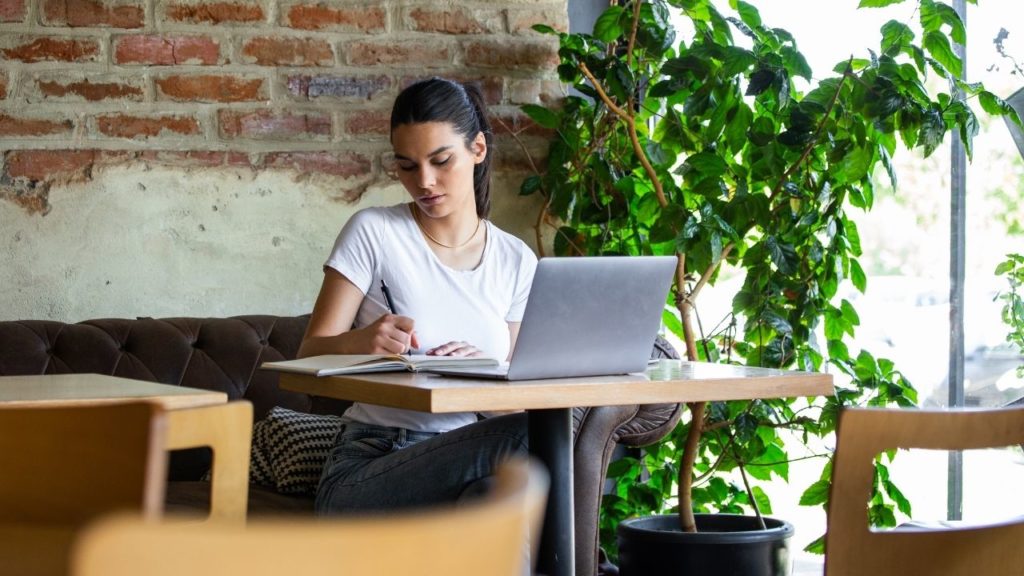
xmin=615 ymin=402 xmax=683 ymax=447
xmin=164 ymin=401 xmax=253 ymax=523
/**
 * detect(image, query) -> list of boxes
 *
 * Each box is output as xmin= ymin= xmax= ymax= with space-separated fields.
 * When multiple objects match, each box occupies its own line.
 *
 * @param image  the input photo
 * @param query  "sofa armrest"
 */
xmin=165 ymin=401 xmax=253 ymax=523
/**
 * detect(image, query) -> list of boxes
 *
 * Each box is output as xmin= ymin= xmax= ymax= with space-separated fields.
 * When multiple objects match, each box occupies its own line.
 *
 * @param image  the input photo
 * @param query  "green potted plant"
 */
xmin=513 ymin=0 xmax=1020 ymax=573
xmin=996 ymin=253 xmax=1024 ymax=375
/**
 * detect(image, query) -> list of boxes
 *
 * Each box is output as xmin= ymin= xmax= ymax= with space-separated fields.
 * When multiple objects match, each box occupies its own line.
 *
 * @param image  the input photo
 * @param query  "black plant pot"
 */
xmin=617 ymin=513 xmax=794 ymax=576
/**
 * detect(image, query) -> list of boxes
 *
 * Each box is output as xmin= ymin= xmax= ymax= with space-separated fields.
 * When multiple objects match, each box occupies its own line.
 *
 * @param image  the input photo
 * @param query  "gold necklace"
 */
xmin=412 ymin=205 xmax=482 ymax=249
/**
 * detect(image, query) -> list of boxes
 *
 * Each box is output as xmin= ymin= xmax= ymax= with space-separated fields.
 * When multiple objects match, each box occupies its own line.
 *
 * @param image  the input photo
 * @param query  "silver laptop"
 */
xmin=426 ymin=256 xmax=676 ymax=381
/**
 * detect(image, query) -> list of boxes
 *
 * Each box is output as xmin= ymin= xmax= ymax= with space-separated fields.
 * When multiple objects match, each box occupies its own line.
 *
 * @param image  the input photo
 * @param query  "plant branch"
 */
xmin=769 ymin=58 xmax=853 ymax=202
xmin=578 ymin=62 xmax=668 ymax=208
xmin=627 ymin=0 xmax=642 ymax=69
xmin=692 ymin=426 xmax=738 ymax=485
xmin=689 ymin=243 xmax=735 ymax=303
xmin=738 ymin=460 xmax=766 ymax=529
xmin=745 ymin=452 xmax=831 ymax=467
xmin=678 ymin=400 xmax=705 ymax=533
xmin=493 ymin=116 xmax=549 ymax=255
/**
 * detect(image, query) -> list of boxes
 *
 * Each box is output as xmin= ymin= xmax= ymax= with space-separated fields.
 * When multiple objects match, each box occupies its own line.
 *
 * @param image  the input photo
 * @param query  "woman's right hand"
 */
xmin=299 ymin=270 xmax=419 ymax=357
xmin=356 ymin=314 xmax=419 ymax=354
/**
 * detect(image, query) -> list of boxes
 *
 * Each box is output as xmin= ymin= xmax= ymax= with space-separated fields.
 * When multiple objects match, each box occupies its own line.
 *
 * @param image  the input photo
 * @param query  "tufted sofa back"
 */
xmin=0 ymin=315 xmax=351 ymax=479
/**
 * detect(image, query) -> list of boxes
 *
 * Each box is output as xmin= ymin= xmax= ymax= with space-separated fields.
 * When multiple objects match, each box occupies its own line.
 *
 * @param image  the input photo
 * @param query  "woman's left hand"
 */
xmin=426 ymin=341 xmax=484 ymax=357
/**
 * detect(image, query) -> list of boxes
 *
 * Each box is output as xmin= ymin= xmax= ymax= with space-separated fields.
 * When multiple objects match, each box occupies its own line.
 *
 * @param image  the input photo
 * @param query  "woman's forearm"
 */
xmin=297 ymin=331 xmax=361 ymax=358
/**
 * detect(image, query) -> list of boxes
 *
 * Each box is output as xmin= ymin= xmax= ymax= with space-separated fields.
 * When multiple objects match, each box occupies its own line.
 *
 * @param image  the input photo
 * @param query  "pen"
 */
xmin=381 ymin=279 xmax=416 ymax=354
xmin=380 ymin=279 xmax=398 ymax=315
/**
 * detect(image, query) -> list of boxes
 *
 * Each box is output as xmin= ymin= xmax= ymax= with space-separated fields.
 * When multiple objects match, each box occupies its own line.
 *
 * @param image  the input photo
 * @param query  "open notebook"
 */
xmin=260 ymin=354 xmax=500 ymax=377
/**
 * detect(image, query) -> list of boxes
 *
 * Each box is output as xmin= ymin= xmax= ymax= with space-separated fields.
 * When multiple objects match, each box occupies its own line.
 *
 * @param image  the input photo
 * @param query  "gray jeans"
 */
xmin=314 ymin=412 xmax=529 ymax=514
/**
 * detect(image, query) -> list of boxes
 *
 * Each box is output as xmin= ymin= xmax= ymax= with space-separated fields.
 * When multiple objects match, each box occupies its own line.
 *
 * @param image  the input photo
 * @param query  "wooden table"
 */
xmin=0 ymin=374 xmax=231 ymax=470
xmin=0 ymin=374 xmax=243 ymax=575
xmin=0 ymin=374 xmax=227 ymax=573
xmin=280 ymin=359 xmax=834 ymax=576
xmin=0 ymin=375 xmax=243 ymax=516
xmin=0 ymin=374 xmax=227 ymax=409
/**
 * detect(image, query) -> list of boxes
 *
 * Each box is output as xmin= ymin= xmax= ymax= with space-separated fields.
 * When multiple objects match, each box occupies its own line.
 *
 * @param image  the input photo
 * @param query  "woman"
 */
xmin=300 ymin=77 xmax=538 ymax=514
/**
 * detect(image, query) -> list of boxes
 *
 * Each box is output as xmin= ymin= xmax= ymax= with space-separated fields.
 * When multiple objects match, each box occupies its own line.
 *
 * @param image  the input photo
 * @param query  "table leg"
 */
xmin=529 ymin=408 xmax=574 ymax=576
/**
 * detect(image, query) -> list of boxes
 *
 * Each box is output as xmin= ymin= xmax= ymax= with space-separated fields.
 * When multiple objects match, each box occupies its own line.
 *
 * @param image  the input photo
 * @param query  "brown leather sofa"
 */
xmin=0 ymin=314 xmax=681 ymax=576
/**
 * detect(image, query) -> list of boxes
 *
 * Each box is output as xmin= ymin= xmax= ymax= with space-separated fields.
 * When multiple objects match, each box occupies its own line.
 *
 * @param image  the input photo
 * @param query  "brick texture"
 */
xmin=509 ymin=78 xmax=562 ymax=105
xmin=1 ymin=37 xmax=101 ymax=63
xmin=406 ymin=7 xmax=497 ymax=34
xmin=139 ymin=150 xmax=226 ymax=167
xmin=508 ymin=8 xmax=569 ymax=34
xmin=345 ymin=40 xmax=450 ymax=67
xmin=0 ymin=113 xmax=74 ymax=136
xmin=0 ymin=0 xmax=26 ymax=22
xmin=399 ymin=74 xmax=503 ymax=106
xmin=0 ymin=0 xmax=565 ymax=198
xmin=35 ymin=76 xmax=145 ymax=102
xmin=5 ymin=149 xmax=97 ymax=181
xmin=165 ymin=1 xmax=264 ymax=23
xmin=265 ymin=151 xmax=371 ymax=178
xmin=284 ymin=4 xmax=385 ymax=32
xmin=95 ymin=114 xmax=201 ymax=138
xmin=156 ymin=75 xmax=265 ymax=102
xmin=343 ymin=110 xmax=389 ymax=137
xmin=218 ymin=109 xmax=331 ymax=139
xmin=114 ymin=35 xmax=221 ymax=65
xmin=41 ymin=0 xmax=144 ymax=28
xmin=464 ymin=39 xmax=559 ymax=69
xmin=240 ymin=36 xmax=333 ymax=66
xmin=286 ymin=74 xmax=390 ymax=100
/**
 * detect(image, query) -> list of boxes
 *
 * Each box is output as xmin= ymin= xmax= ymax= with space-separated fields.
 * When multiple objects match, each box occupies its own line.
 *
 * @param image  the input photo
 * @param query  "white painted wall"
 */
xmin=0 ymin=164 xmax=544 ymax=322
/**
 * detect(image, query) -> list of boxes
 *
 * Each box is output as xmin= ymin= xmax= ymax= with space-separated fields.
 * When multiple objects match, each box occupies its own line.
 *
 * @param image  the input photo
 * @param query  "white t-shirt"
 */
xmin=324 ymin=203 xmax=538 ymax=432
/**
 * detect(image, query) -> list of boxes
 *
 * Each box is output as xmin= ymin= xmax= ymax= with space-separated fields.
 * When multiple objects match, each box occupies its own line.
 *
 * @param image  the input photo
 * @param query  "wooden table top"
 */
xmin=279 ymin=359 xmax=835 ymax=413
xmin=0 ymin=374 xmax=227 ymax=410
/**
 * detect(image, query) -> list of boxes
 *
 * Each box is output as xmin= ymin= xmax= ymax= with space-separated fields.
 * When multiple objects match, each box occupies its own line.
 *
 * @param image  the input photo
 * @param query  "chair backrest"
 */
xmin=73 ymin=457 xmax=549 ymax=576
xmin=0 ymin=401 xmax=167 ymax=525
xmin=825 ymin=405 xmax=1024 ymax=576
xmin=164 ymin=400 xmax=253 ymax=522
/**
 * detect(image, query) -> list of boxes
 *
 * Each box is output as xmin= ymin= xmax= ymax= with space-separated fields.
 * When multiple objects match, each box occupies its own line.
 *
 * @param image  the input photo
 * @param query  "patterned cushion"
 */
xmin=250 ymin=406 xmax=343 ymax=495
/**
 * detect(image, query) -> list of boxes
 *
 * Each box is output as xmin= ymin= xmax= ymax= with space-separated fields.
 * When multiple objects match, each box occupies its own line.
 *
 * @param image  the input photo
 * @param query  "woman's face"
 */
xmin=391 ymin=121 xmax=486 ymax=219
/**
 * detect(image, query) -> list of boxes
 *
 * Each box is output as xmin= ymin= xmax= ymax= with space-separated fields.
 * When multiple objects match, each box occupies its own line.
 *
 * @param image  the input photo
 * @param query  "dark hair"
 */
xmin=390 ymin=78 xmax=493 ymax=218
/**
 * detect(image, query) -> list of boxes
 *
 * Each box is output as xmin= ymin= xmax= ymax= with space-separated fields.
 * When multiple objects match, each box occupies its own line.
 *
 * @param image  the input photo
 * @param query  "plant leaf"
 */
xmin=850 ymin=258 xmax=867 ymax=292
xmin=799 ymin=479 xmax=831 ymax=505
xmin=922 ymin=30 xmax=962 ymax=77
xmin=978 ymin=91 xmax=1016 ymax=118
xmin=804 ymin=534 xmax=826 ymax=554
xmin=520 ymin=175 xmax=542 ymax=196
xmin=735 ymin=0 xmax=762 ymax=29
xmin=521 ymin=104 xmax=560 ymax=129
xmin=880 ymin=20 xmax=914 ymax=55
xmin=766 ymin=236 xmax=799 ymax=276
xmin=746 ymin=68 xmax=776 ymax=96
xmin=918 ymin=107 xmax=947 ymax=157
xmin=921 ymin=0 xmax=966 ymax=45
xmin=751 ymin=485 xmax=773 ymax=515
xmin=593 ymin=6 xmax=626 ymax=42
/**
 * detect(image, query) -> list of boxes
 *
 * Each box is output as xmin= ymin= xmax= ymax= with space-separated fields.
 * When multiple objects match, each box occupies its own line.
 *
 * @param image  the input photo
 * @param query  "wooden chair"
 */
xmin=164 ymin=400 xmax=253 ymax=522
xmin=73 ymin=457 xmax=549 ymax=576
xmin=825 ymin=405 xmax=1024 ymax=576
xmin=0 ymin=402 xmax=167 ymax=576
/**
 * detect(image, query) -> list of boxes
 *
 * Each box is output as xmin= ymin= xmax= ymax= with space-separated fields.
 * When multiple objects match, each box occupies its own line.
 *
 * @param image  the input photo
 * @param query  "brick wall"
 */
xmin=0 ymin=0 xmax=564 ymax=214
